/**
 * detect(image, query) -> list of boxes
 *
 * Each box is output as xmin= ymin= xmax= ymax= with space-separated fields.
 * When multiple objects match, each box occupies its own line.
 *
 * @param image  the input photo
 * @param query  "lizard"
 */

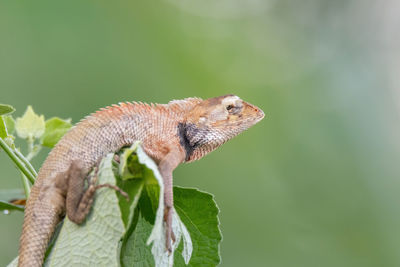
xmin=18 ymin=94 xmax=264 ymax=267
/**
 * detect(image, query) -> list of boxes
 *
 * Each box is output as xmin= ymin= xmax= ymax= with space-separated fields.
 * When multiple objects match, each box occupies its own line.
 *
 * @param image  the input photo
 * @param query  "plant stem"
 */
xmin=0 ymin=138 xmax=36 ymax=184
xmin=14 ymin=149 xmax=38 ymax=177
xmin=26 ymin=146 xmax=41 ymax=161
xmin=20 ymin=172 xmax=31 ymax=198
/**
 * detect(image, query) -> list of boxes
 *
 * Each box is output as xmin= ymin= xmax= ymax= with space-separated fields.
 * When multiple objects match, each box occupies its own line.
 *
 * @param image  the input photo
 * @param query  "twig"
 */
xmin=0 ymin=138 xmax=36 ymax=184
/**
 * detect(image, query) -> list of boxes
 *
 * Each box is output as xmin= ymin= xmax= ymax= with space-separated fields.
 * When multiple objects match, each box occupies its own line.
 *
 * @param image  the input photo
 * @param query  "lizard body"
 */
xmin=18 ymin=95 xmax=264 ymax=266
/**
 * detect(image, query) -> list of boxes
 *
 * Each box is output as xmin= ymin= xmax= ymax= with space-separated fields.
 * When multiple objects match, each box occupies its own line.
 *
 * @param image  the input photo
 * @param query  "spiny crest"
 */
xmin=74 ymin=97 xmax=203 ymax=128
xmin=168 ymin=97 xmax=202 ymax=112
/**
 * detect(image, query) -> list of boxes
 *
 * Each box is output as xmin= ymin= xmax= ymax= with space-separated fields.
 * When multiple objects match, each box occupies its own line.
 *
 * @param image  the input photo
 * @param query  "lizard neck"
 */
xmin=177 ymin=122 xmax=195 ymax=162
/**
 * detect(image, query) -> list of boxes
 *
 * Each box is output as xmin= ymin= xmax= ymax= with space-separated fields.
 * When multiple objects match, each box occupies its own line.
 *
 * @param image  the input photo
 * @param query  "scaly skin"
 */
xmin=18 ymin=95 xmax=264 ymax=266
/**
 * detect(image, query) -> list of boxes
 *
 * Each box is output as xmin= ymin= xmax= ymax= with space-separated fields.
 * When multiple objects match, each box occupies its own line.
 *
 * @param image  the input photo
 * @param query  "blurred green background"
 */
xmin=1 ymin=0 xmax=400 ymax=266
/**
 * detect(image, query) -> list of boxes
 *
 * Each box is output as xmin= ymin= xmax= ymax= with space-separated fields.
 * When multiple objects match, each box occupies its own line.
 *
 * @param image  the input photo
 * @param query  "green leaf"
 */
xmin=118 ymin=141 xmax=144 ymax=180
xmin=15 ymin=106 xmax=45 ymax=140
xmin=0 ymin=104 xmax=15 ymax=116
xmin=121 ymin=201 xmax=194 ymax=267
xmin=139 ymin=184 xmax=159 ymax=223
xmin=116 ymin=141 xmax=149 ymax=228
xmin=0 ymin=117 xmax=15 ymax=150
xmin=0 ymin=200 xmax=24 ymax=212
xmin=120 ymin=213 xmax=155 ymax=267
xmin=4 ymin=115 xmax=15 ymax=134
xmin=173 ymin=187 xmax=222 ymax=266
xmin=122 ymin=186 xmax=221 ymax=267
xmin=137 ymin=145 xmax=193 ymax=267
xmin=44 ymin=153 xmax=125 ymax=267
xmin=117 ymin=178 xmax=144 ymax=229
xmin=0 ymin=116 xmax=7 ymax=139
xmin=119 ymin=144 xmax=193 ymax=267
xmin=41 ymin=117 xmax=72 ymax=148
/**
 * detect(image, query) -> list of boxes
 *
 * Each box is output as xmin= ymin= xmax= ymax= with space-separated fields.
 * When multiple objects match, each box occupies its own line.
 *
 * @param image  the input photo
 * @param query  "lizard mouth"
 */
xmin=244 ymin=102 xmax=265 ymax=124
xmin=256 ymin=108 xmax=265 ymax=121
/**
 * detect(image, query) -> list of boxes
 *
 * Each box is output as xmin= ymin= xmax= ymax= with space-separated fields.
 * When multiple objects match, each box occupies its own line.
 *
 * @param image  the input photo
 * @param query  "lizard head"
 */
xmin=180 ymin=94 xmax=265 ymax=162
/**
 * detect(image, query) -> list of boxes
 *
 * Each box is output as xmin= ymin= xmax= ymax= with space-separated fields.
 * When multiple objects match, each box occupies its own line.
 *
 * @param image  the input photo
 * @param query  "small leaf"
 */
xmin=0 ymin=200 xmax=24 ymax=212
xmin=117 ymin=177 xmax=144 ymax=228
xmin=0 ymin=116 xmax=7 ymax=139
xmin=15 ymin=106 xmax=45 ymax=140
xmin=118 ymin=142 xmax=143 ymax=180
xmin=0 ymin=104 xmax=15 ymax=116
xmin=0 ymin=116 xmax=15 ymax=148
xmin=4 ymin=115 xmax=15 ymax=134
xmin=41 ymin=117 xmax=72 ymax=148
xmin=3 ymin=136 xmax=15 ymax=147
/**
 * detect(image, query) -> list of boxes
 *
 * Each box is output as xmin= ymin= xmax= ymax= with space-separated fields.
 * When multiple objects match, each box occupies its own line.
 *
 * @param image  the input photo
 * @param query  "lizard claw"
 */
xmin=94 ymin=183 xmax=130 ymax=202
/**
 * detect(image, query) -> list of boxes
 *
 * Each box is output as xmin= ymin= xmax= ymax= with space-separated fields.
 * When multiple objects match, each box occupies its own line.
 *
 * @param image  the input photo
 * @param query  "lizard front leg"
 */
xmin=65 ymin=161 xmax=96 ymax=223
xmin=66 ymin=161 xmax=128 ymax=224
xmin=158 ymin=149 xmax=185 ymax=252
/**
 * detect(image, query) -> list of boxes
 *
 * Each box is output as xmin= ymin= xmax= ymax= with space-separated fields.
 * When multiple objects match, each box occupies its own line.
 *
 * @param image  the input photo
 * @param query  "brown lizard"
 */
xmin=18 ymin=94 xmax=264 ymax=266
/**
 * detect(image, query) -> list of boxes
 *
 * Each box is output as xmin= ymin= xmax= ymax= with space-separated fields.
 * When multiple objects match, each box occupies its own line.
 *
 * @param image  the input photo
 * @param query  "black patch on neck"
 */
xmin=177 ymin=122 xmax=199 ymax=161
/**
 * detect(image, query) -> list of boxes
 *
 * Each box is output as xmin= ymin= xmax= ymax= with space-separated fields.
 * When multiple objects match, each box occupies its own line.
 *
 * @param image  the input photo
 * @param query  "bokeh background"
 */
xmin=1 ymin=0 xmax=400 ymax=266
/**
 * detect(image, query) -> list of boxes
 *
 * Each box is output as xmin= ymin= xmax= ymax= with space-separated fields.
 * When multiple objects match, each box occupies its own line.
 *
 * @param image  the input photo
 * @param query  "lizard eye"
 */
xmin=226 ymin=105 xmax=234 ymax=111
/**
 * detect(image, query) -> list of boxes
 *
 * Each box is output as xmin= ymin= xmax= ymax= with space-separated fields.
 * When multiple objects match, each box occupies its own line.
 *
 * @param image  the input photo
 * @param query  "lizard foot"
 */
xmin=67 ymin=163 xmax=129 ymax=224
xmin=88 ymin=165 xmax=129 ymax=202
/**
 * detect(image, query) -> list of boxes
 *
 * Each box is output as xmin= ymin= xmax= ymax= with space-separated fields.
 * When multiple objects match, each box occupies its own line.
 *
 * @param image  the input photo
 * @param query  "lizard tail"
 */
xmin=18 ymin=184 xmax=64 ymax=267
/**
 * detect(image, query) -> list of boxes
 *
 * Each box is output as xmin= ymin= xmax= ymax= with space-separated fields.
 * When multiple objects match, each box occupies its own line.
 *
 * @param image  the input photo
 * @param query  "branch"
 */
xmin=0 ymin=138 xmax=36 ymax=184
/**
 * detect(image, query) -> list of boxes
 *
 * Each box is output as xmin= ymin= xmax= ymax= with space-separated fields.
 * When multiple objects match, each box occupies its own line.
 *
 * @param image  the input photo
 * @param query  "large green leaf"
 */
xmin=44 ymin=153 xmax=125 ymax=267
xmin=173 ymin=187 xmax=222 ymax=267
xmin=121 ymin=186 xmax=222 ymax=267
